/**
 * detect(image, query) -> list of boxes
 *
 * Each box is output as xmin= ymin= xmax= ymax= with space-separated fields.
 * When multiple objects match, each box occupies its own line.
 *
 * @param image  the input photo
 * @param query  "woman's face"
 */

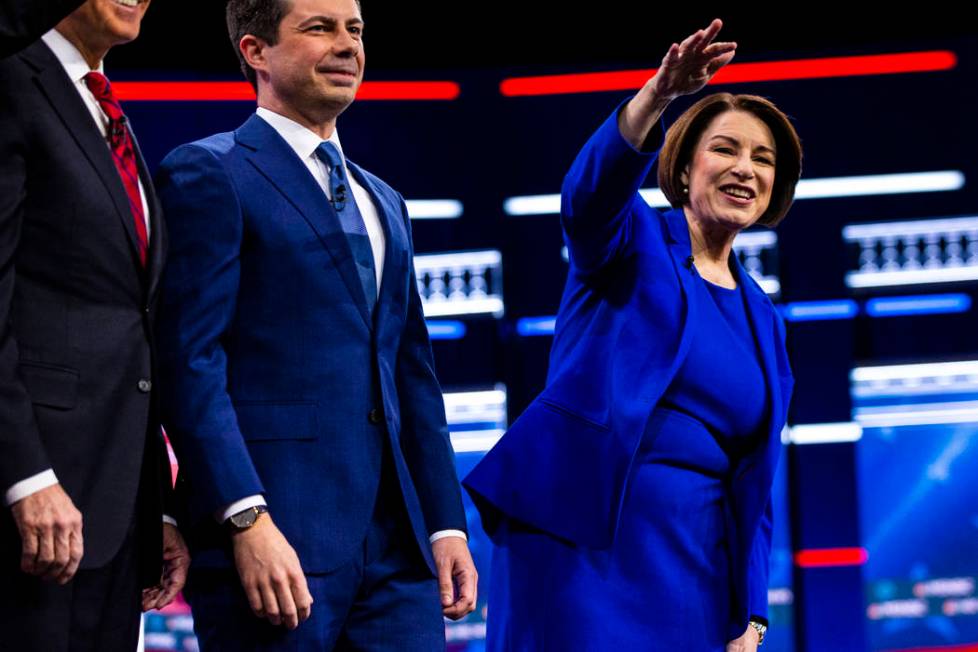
xmin=681 ymin=110 xmax=776 ymax=233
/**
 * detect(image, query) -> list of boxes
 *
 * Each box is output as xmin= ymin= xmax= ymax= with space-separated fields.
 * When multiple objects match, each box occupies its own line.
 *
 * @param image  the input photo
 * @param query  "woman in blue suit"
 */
xmin=464 ymin=19 xmax=802 ymax=651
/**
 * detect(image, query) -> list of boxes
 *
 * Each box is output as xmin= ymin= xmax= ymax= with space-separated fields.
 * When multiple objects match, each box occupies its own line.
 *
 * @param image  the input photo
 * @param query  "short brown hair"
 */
xmin=226 ymin=0 xmax=293 ymax=90
xmin=657 ymin=93 xmax=803 ymax=227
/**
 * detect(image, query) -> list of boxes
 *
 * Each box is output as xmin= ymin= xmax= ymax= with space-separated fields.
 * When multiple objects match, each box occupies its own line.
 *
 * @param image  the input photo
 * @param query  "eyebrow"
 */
xmin=708 ymin=134 xmax=776 ymax=155
xmin=296 ymin=15 xmax=365 ymax=28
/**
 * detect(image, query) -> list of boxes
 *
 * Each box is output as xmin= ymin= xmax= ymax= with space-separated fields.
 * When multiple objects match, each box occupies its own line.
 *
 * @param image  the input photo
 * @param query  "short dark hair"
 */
xmin=658 ymin=93 xmax=803 ymax=227
xmin=225 ymin=0 xmax=362 ymax=91
xmin=226 ymin=0 xmax=292 ymax=90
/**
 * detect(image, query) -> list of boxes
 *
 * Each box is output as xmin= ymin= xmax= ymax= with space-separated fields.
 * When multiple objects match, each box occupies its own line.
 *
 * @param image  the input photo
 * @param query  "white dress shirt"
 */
xmin=220 ymin=108 xmax=465 ymax=544
xmin=6 ymin=30 xmax=171 ymax=527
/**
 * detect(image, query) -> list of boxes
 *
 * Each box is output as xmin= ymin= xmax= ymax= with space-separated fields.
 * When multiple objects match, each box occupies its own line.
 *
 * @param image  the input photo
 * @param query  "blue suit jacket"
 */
xmin=465 ymin=106 xmax=793 ymax=629
xmin=155 ymin=114 xmax=465 ymax=574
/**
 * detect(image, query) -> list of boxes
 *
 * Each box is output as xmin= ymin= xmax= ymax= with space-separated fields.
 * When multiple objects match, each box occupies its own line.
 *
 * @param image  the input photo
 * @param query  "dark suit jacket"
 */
xmin=0 ymin=0 xmax=83 ymax=58
xmin=155 ymin=114 xmax=466 ymax=574
xmin=0 ymin=39 xmax=170 ymax=584
xmin=465 ymin=105 xmax=794 ymax=634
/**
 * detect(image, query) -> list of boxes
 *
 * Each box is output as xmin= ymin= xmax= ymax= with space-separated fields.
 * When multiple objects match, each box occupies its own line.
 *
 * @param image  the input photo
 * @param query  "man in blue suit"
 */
xmin=155 ymin=0 xmax=477 ymax=648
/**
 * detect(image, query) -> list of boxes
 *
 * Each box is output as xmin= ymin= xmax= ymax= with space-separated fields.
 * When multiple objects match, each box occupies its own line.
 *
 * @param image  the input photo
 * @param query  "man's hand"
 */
xmin=10 ymin=483 xmax=83 ymax=584
xmin=232 ymin=515 xmax=312 ymax=630
xmin=432 ymin=536 xmax=477 ymax=620
xmin=141 ymin=523 xmax=191 ymax=611
xmin=726 ymin=623 xmax=760 ymax=652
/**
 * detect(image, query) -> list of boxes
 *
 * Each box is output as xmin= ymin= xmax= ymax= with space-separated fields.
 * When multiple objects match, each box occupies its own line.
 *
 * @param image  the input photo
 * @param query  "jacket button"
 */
xmin=368 ymin=408 xmax=383 ymax=425
xmin=137 ymin=379 xmax=152 ymax=393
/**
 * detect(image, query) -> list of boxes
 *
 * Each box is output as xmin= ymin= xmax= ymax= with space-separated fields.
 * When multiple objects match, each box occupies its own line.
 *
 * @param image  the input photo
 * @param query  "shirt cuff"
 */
xmin=429 ymin=529 xmax=468 ymax=544
xmin=162 ymin=515 xmax=178 ymax=527
xmin=218 ymin=495 xmax=267 ymax=523
xmin=5 ymin=469 xmax=59 ymax=506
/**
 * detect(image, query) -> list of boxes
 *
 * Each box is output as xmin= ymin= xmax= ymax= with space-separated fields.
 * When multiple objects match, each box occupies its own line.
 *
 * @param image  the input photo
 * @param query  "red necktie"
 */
xmin=83 ymin=72 xmax=148 ymax=267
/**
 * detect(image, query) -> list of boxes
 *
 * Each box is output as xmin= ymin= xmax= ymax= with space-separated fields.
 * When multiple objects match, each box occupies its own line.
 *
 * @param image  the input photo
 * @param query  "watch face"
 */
xmin=231 ymin=509 xmax=257 ymax=529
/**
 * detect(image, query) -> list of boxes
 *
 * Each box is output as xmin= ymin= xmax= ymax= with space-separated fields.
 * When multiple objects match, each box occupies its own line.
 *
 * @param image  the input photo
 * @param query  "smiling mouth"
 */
xmin=113 ymin=0 xmax=142 ymax=7
xmin=719 ymin=184 xmax=756 ymax=201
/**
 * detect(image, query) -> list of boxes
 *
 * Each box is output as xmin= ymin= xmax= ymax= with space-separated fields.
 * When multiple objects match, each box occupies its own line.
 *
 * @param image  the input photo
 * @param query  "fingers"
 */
xmin=272 ymin=572 xmax=299 ymax=630
xmin=19 ymin=529 xmax=39 ymax=575
xmin=153 ymin=560 xmax=188 ymax=609
xmin=12 ymin=485 xmax=83 ymax=582
xmin=259 ymin=581 xmax=280 ymax=626
xmin=142 ymin=587 xmax=162 ymax=612
xmin=55 ymin=529 xmax=84 ymax=585
xmin=442 ymin=565 xmax=478 ymax=620
xmin=242 ymin=577 xmax=265 ymax=620
xmin=292 ymin=574 xmax=314 ymax=624
xmin=436 ymin=556 xmax=455 ymax=609
xmin=43 ymin=525 xmax=72 ymax=581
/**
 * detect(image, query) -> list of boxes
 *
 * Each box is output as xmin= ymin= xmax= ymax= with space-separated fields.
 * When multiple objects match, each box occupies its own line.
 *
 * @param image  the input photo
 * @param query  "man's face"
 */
xmin=258 ymin=0 xmax=365 ymax=121
xmin=67 ymin=0 xmax=152 ymax=49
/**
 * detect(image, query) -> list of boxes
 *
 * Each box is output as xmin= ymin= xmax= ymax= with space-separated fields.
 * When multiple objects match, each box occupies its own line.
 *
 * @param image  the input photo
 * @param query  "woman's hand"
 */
xmin=650 ymin=18 xmax=736 ymax=101
xmin=726 ymin=623 xmax=760 ymax=652
xmin=620 ymin=18 xmax=736 ymax=149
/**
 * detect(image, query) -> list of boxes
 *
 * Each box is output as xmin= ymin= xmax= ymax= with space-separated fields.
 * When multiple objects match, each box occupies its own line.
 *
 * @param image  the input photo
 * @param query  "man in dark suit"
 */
xmin=0 ymin=0 xmax=188 ymax=649
xmin=155 ymin=0 xmax=477 ymax=648
xmin=0 ymin=0 xmax=83 ymax=58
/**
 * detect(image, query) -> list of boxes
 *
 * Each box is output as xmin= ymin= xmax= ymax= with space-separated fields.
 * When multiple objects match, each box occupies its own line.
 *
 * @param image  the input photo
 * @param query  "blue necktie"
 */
xmin=315 ymin=141 xmax=377 ymax=313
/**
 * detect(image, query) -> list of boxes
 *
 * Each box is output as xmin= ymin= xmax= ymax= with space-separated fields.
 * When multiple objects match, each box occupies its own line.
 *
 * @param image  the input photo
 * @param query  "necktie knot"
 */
xmin=315 ymin=141 xmax=345 ymax=178
xmin=83 ymin=72 xmax=124 ymax=123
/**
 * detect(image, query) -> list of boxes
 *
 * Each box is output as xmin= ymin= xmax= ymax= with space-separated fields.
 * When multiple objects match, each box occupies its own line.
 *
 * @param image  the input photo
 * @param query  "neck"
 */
xmin=257 ymin=97 xmax=338 ymax=140
xmin=54 ymin=25 xmax=108 ymax=70
xmin=684 ymin=211 xmax=738 ymax=268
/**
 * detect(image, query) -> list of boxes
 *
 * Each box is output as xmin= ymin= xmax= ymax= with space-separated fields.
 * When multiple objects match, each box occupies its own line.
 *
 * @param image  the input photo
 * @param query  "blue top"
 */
xmin=660 ymin=272 xmax=769 ymax=453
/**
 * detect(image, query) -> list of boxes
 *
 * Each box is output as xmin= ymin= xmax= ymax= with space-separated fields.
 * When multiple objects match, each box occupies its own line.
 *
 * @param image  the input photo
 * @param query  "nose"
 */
xmin=731 ymin=151 xmax=755 ymax=179
xmin=333 ymin=28 xmax=360 ymax=57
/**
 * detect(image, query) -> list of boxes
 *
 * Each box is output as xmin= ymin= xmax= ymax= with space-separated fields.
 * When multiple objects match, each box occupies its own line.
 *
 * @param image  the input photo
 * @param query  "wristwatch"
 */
xmin=227 ymin=505 xmax=268 ymax=532
xmin=749 ymin=620 xmax=767 ymax=646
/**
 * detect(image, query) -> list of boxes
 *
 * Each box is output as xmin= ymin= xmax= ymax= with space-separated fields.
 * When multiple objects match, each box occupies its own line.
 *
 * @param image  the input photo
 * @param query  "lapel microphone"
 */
xmin=685 ymin=255 xmax=695 ymax=270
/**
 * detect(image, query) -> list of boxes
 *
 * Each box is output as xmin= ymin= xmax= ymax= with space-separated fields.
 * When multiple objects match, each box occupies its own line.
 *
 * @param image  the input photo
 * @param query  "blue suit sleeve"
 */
xmin=392 ymin=195 xmax=467 ymax=535
xmin=155 ymin=144 xmax=264 ymax=517
xmin=748 ymin=495 xmax=774 ymax=623
xmin=560 ymin=101 xmax=665 ymax=277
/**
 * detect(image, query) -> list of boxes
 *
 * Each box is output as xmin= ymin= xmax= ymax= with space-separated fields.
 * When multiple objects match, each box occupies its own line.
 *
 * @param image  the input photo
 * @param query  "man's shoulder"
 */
xmin=346 ymin=159 xmax=401 ymax=204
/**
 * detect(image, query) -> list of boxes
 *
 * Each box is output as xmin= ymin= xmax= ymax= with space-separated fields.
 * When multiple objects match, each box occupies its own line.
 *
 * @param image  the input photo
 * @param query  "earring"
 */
xmin=683 ymin=186 xmax=689 ymax=195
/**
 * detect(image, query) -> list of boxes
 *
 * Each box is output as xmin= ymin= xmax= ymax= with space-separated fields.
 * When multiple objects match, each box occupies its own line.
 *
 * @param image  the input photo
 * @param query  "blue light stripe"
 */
xmin=782 ymin=300 xmax=859 ymax=322
xmin=516 ymin=316 xmax=557 ymax=336
xmin=865 ymin=293 xmax=972 ymax=317
xmin=426 ymin=320 xmax=467 ymax=340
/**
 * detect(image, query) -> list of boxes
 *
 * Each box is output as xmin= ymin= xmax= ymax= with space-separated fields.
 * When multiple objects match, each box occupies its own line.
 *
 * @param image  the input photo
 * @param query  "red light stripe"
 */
xmin=881 ymin=645 xmax=978 ymax=652
xmin=500 ymin=51 xmax=957 ymax=97
xmin=113 ymin=80 xmax=461 ymax=102
xmin=794 ymin=547 xmax=868 ymax=568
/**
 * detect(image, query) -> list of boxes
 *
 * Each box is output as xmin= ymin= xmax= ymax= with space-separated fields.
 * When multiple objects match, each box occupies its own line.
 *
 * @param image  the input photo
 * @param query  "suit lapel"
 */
xmin=236 ymin=115 xmax=372 ymax=330
xmin=132 ymin=130 xmax=165 ymax=299
xmin=663 ymin=208 xmax=698 ymax=369
xmin=346 ymin=160 xmax=407 ymax=328
xmin=22 ymin=42 xmax=145 ymax=274
xmin=733 ymin=251 xmax=785 ymax=468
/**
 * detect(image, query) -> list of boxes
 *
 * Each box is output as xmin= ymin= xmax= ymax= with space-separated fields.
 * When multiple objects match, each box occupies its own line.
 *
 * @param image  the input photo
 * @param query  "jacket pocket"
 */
xmin=19 ymin=361 xmax=79 ymax=410
xmin=538 ymin=397 xmax=611 ymax=432
xmin=232 ymin=401 xmax=318 ymax=441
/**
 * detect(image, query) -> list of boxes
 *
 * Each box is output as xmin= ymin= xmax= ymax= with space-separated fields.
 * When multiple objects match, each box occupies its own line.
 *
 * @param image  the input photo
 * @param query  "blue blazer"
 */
xmin=155 ymin=115 xmax=466 ymax=574
xmin=465 ymin=106 xmax=793 ymax=626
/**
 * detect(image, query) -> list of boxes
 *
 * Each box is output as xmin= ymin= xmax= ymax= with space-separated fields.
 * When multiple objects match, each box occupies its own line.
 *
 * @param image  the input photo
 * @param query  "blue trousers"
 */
xmin=187 ymin=455 xmax=444 ymax=651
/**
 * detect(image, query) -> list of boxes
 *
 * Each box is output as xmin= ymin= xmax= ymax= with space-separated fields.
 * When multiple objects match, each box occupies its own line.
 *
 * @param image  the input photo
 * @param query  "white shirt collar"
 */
xmin=41 ymin=29 xmax=104 ymax=83
xmin=255 ymin=107 xmax=344 ymax=164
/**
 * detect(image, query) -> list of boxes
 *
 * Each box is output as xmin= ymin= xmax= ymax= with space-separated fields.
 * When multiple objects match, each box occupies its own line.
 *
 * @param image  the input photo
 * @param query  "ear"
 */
xmin=239 ymin=34 xmax=267 ymax=74
xmin=679 ymin=164 xmax=690 ymax=188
